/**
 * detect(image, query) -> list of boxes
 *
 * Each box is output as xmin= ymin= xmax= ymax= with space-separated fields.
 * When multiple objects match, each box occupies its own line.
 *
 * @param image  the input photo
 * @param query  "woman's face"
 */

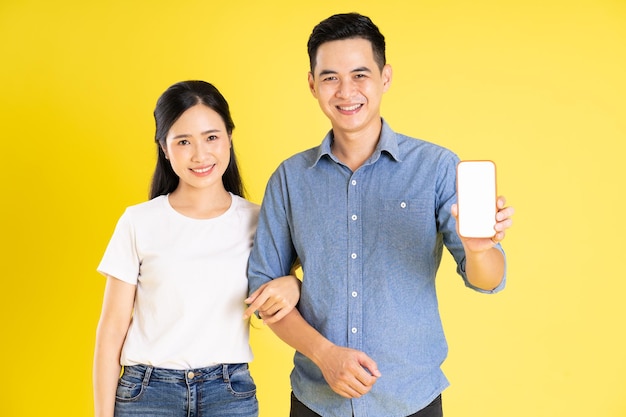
xmin=162 ymin=104 xmax=231 ymax=194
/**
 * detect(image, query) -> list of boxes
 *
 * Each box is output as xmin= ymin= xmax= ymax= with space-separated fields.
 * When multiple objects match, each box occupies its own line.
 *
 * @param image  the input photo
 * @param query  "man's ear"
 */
xmin=382 ymin=64 xmax=393 ymax=92
xmin=308 ymin=72 xmax=317 ymax=98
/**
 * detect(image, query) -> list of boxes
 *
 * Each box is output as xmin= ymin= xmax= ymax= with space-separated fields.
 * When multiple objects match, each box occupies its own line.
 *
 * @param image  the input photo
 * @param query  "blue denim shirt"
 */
xmin=248 ymin=120 xmax=506 ymax=417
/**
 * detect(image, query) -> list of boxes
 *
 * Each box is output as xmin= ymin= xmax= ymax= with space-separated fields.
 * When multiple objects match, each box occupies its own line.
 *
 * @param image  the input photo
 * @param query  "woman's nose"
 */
xmin=191 ymin=142 xmax=210 ymax=162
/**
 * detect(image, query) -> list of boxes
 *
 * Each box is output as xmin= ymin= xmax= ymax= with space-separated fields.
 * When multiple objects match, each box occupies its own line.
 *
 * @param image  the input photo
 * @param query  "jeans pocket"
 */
xmin=226 ymin=365 xmax=257 ymax=398
xmin=115 ymin=367 xmax=146 ymax=402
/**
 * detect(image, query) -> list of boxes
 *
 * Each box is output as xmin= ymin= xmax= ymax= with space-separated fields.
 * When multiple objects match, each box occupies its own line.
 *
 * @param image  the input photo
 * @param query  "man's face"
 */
xmin=308 ymin=38 xmax=391 ymax=137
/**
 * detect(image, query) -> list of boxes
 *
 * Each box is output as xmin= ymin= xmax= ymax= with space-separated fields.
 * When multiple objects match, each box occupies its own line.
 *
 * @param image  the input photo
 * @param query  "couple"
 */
xmin=94 ymin=12 xmax=514 ymax=417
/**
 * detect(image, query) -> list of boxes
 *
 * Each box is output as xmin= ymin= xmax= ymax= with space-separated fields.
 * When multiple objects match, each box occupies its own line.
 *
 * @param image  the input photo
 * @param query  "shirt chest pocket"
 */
xmin=380 ymin=198 xmax=432 ymax=251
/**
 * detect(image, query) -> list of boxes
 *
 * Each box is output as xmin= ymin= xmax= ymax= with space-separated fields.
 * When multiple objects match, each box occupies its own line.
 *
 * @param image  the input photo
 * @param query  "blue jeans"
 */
xmin=114 ymin=363 xmax=258 ymax=417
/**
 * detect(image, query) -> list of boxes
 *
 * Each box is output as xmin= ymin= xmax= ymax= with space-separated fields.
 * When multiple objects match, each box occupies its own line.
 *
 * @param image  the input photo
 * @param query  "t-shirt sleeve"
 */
xmin=96 ymin=210 xmax=140 ymax=285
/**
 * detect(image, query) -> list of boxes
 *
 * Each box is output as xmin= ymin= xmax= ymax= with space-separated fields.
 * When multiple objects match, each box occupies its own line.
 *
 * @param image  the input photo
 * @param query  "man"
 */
xmin=246 ymin=12 xmax=514 ymax=417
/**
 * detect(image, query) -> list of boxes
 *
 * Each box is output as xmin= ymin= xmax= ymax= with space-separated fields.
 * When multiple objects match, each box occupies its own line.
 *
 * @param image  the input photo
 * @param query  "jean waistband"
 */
xmin=122 ymin=363 xmax=249 ymax=383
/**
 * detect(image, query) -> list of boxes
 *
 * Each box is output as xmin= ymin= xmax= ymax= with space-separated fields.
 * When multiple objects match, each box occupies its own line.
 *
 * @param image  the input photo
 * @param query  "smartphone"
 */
xmin=456 ymin=160 xmax=497 ymax=238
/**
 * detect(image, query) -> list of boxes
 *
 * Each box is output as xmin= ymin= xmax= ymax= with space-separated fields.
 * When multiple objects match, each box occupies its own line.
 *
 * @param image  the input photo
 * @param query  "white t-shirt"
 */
xmin=97 ymin=194 xmax=259 ymax=369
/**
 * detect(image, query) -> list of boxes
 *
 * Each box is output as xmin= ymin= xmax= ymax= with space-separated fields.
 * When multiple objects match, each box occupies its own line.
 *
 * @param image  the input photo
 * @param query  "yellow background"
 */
xmin=1 ymin=0 xmax=624 ymax=415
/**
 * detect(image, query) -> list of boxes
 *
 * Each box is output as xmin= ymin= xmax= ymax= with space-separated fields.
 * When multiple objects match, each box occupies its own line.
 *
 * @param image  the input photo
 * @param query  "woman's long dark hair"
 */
xmin=149 ymin=80 xmax=244 ymax=199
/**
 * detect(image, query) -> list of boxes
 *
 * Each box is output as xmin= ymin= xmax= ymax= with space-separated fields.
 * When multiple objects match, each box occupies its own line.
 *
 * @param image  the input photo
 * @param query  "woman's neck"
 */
xmin=168 ymin=185 xmax=232 ymax=219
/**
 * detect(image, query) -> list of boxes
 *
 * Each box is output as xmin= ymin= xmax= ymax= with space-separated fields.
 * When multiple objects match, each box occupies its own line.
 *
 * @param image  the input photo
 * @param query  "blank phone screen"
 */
xmin=456 ymin=161 xmax=497 ymax=238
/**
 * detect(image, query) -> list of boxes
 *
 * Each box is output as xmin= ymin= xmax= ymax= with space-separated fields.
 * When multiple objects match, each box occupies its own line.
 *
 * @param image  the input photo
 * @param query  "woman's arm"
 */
xmin=93 ymin=276 xmax=136 ymax=417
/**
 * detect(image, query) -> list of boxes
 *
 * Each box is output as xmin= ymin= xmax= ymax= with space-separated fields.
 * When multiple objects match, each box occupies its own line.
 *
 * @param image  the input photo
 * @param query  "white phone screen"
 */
xmin=456 ymin=160 xmax=497 ymax=238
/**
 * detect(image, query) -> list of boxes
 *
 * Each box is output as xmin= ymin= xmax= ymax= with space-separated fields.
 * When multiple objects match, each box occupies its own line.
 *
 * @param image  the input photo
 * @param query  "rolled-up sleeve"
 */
xmin=247 ymin=165 xmax=298 ymax=295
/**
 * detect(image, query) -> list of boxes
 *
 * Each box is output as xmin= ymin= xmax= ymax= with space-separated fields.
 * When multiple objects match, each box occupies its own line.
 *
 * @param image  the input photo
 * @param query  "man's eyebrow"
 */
xmin=317 ymin=67 xmax=373 ymax=77
xmin=318 ymin=69 xmax=338 ymax=77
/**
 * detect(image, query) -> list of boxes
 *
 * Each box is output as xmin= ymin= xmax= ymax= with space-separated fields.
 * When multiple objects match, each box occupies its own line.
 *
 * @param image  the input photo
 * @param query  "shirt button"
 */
xmin=351 ymin=253 xmax=357 ymax=259
xmin=351 ymin=291 xmax=358 ymax=298
xmin=351 ymin=214 xmax=358 ymax=221
xmin=400 ymin=201 xmax=407 ymax=208
xmin=187 ymin=372 xmax=195 ymax=379
xmin=351 ymin=180 xmax=357 ymax=186
xmin=351 ymin=327 xmax=358 ymax=334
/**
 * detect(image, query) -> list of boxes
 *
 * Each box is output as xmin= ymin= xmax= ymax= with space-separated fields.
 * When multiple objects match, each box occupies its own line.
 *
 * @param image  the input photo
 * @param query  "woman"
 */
xmin=93 ymin=80 xmax=300 ymax=417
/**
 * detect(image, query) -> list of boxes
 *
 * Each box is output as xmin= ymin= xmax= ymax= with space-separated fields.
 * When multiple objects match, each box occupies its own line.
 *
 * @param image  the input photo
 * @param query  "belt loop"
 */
xmin=222 ymin=364 xmax=229 ymax=383
xmin=142 ymin=366 xmax=153 ymax=386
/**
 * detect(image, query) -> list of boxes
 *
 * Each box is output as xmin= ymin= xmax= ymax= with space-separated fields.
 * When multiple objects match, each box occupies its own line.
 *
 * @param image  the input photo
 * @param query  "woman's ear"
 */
xmin=160 ymin=143 xmax=169 ymax=160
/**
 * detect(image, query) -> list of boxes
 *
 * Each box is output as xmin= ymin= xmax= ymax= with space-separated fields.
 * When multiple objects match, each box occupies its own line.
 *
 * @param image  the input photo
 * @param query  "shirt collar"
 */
xmin=311 ymin=118 xmax=402 ymax=168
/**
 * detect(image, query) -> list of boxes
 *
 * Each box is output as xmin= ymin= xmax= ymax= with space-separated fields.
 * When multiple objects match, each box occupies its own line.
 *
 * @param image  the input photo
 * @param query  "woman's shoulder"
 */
xmin=231 ymin=194 xmax=260 ymax=213
xmin=230 ymin=195 xmax=260 ymax=224
xmin=122 ymin=195 xmax=168 ymax=218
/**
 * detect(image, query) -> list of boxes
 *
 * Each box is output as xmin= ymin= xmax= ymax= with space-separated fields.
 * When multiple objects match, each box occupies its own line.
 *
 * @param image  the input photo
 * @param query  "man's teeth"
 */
xmin=339 ymin=104 xmax=361 ymax=111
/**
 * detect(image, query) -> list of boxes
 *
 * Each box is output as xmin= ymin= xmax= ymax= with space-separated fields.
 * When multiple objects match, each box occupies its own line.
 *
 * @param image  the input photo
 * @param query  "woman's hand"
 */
xmin=243 ymin=275 xmax=301 ymax=324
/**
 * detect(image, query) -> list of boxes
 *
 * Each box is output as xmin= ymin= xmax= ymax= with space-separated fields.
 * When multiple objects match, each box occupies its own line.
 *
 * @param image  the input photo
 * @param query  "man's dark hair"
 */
xmin=307 ymin=13 xmax=386 ymax=73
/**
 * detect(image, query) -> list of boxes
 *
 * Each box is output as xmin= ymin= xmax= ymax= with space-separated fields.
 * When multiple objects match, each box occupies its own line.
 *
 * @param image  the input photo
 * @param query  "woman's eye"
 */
xmin=207 ymin=135 xmax=218 ymax=141
xmin=177 ymin=139 xmax=189 ymax=145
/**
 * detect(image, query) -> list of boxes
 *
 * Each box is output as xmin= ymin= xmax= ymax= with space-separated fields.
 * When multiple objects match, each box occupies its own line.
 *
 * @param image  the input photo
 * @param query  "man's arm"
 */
xmin=266 ymin=308 xmax=381 ymax=399
xmin=247 ymin=167 xmax=380 ymax=398
xmin=452 ymin=195 xmax=515 ymax=290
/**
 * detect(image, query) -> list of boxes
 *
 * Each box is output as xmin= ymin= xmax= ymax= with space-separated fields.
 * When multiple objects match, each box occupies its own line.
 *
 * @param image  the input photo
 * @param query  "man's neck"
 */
xmin=330 ymin=119 xmax=382 ymax=171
